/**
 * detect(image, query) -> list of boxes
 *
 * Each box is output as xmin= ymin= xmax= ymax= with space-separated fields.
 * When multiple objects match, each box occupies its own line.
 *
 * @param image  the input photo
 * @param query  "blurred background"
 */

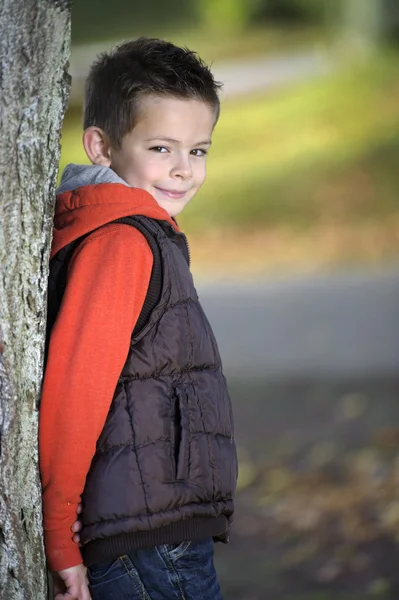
xmin=62 ymin=1 xmax=399 ymax=598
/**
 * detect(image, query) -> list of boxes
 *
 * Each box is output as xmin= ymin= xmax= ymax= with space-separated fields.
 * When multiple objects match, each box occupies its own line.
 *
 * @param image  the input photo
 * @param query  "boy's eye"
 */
xmin=150 ymin=146 xmax=168 ymax=153
xmin=191 ymin=148 xmax=208 ymax=157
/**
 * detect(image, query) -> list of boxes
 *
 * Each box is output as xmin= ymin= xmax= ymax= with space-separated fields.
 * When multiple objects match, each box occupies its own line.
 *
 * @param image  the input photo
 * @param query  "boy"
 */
xmin=40 ymin=37 xmax=237 ymax=600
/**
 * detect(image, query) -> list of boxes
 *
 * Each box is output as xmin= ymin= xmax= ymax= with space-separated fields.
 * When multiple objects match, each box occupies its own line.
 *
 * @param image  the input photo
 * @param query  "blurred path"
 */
xmin=213 ymin=51 xmax=331 ymax=99
xmin=69 ymin=44 xmax=331 ymax=102
xmin=198 ymin=269 xmax=399 ymax=380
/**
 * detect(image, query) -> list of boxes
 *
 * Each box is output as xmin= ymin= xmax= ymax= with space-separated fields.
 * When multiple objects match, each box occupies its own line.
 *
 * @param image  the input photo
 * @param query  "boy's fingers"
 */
xmin=72 ymin=533 xmax=81 ymax=544
xmin=53 ymin=581 xmax=65 ymax=597
xmin=76 ymin=503 xmax=83 ymax=514
xmin=54 ymin=583 xmax=90 ymax=600
xmin=71 ymin=521 xmax=82 ymax=532
xmin=52 ymin=573 xmax=66 ymax=596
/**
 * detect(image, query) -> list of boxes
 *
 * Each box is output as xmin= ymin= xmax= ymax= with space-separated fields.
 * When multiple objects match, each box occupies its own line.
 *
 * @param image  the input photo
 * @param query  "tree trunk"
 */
xmin=0 ymin=1 xmax=71 ymax=598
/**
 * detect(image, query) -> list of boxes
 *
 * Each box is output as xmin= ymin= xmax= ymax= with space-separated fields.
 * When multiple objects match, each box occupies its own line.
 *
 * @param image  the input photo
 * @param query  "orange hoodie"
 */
xmin=39 ymin=165 xmax=178 ymax=571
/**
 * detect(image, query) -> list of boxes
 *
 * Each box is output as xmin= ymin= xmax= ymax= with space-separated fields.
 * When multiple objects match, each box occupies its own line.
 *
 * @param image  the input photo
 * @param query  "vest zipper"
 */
xmin=170 ymin=218 xmax=191 ymax=267
xmin=183 ymin=234 xmax=191 ymax=268
xmin=175 ymin=231 xmax=191 ymax=268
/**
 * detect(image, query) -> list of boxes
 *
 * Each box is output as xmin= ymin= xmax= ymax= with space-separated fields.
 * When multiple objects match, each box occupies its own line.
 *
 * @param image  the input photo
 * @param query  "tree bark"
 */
xmin=0 ymin=1 xmax=71 ymax=598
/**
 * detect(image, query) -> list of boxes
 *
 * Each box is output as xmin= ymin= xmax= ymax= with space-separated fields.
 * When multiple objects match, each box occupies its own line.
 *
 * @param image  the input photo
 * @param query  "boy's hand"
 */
xmin=71 ymin=502 xmax=83 ymax=545
xmin=52 ymin=564 xmax=91 ymax=599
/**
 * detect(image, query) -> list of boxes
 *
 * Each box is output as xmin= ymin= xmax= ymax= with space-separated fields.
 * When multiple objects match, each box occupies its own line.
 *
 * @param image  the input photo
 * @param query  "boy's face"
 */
xmin=109 ymin=96 xmax=216 ymax=217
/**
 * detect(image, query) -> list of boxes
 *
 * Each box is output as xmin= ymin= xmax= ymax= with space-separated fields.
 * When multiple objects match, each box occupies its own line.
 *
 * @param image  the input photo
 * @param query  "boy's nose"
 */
xmin=170 ymin=155 xmax=192 ymax=180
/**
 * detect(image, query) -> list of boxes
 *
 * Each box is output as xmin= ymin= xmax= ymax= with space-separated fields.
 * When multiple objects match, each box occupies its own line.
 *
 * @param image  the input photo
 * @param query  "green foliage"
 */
xmin=71 ymin=0 xmax=197 ymax=44
xmin=253 ymin=0 xmax=339 ymax=24
xmin=70 ymin=0 xmax=398 ymax=46
xmin=71 ymin=0 xmax=334 ymax=44
xmin=198 ymin=0 xmax=262 ymax=32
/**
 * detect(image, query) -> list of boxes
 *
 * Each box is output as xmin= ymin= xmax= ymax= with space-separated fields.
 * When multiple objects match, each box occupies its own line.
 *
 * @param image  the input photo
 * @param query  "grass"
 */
xmin=59 ymin=49 xmax=399 ymax=274
xmin=181 ymin=50 xmax=399 ymax=230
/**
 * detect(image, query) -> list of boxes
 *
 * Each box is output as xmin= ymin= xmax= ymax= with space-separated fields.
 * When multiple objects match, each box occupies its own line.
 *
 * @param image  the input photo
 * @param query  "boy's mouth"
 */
xmin=155 ymin=187 xmax=188 ymax=199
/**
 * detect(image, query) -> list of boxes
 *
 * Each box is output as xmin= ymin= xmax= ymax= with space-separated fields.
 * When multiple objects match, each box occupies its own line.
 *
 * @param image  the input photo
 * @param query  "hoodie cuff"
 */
xmin=45 ymin=529 xmax=83 ymax=572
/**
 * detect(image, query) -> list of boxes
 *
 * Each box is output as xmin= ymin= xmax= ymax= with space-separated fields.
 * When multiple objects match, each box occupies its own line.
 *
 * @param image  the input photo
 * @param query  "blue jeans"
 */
xmin=87 ymin=538 xmax=223 ymax=600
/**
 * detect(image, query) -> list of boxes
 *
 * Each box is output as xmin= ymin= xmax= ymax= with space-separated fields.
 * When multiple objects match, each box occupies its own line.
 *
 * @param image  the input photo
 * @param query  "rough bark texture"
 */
xmin=0 ymin=1 xmax=71 ymax=598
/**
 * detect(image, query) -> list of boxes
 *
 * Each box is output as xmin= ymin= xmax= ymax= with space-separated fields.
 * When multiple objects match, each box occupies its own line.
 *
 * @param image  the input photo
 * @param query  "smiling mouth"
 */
xmin=155 ymin=187 xmax=188 ymax=199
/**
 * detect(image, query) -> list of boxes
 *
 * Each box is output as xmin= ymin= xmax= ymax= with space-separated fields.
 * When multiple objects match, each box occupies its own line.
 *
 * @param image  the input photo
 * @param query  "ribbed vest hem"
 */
xmin=82 ymin=515 xmax=228 ymax=567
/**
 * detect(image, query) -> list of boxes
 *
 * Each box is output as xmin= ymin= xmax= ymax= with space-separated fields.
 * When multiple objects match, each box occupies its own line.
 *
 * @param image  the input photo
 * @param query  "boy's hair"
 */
xmin=83 ymin=37 xmax=222 ymax=148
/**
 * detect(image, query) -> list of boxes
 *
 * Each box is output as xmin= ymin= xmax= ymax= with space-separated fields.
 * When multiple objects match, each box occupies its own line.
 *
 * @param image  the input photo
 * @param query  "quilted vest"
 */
xmin=47 ymin=215 xmax=238 ymax=566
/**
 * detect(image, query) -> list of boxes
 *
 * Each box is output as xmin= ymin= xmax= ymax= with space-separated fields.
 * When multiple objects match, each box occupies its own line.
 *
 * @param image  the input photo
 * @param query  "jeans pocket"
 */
xmin=163 ymin=540 xmax=192 ymax=562
xmin=87 ymin=556 xmax=126 ymax=585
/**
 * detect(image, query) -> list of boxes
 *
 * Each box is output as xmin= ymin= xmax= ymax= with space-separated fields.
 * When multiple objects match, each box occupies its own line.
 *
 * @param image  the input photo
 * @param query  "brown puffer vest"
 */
xmin=48 ymin=215 xmax=238 ymax=565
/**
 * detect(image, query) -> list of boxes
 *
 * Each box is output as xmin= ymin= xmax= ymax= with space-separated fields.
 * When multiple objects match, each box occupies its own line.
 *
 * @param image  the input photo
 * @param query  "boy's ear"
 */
xmin=83 ymin=127 xmax=112 ymax=166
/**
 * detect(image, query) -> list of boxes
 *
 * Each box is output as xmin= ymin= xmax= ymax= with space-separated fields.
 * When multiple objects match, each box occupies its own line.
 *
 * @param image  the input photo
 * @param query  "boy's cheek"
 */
xmin=196 ymin=166 xmax=207 ymax=187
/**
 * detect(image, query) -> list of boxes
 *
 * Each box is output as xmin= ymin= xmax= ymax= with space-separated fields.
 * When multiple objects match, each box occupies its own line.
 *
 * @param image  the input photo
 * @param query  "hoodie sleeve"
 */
xmin=39 ymin=223 xmax=153 ymax=571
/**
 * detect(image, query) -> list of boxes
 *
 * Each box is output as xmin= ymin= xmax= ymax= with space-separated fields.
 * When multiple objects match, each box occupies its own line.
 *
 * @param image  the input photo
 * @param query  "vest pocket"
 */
xmin=171 ymin=386 xmax=190 ymax=480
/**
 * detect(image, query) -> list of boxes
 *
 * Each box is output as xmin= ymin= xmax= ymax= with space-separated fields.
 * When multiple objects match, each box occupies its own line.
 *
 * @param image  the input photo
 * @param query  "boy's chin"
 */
xmin=167 ymin=206 xmax=184 ymax=218
xmin=155 ymin=199 xmax=187 ymax=219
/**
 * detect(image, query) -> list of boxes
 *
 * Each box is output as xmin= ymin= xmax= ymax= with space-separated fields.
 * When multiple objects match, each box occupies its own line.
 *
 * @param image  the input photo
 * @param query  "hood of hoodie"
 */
xmin=51 ymin=163 xmax=177 ymax=259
